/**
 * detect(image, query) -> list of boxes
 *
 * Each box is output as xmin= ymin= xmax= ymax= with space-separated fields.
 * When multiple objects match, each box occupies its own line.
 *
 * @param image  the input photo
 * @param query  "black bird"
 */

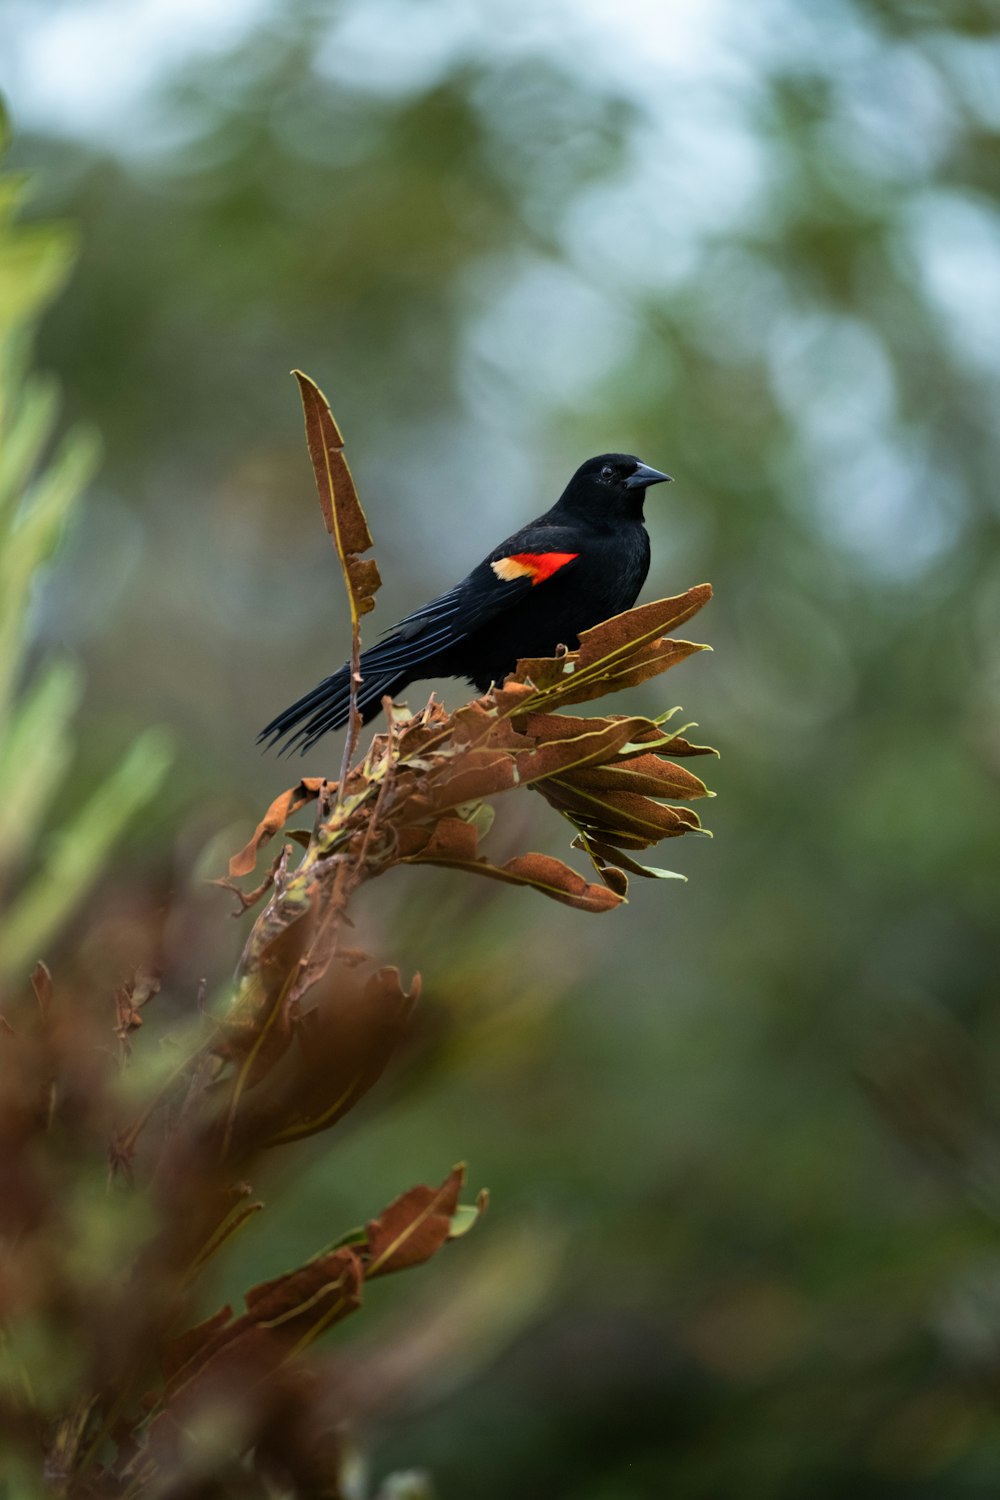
xmin=259 ymin=453 xmax=671 ymax=755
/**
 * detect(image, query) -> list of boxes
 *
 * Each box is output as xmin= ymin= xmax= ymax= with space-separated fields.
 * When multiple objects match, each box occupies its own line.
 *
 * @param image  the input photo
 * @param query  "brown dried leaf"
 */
xmin=213 ymin=845 xmax=289 ymax=914
xmin=403 ymin=817 xmax=622 ymax=912
xmin=294 ymin=370 xmax=382 ymax=623
xmin=593 ymin=861 xmax=630 ymax=896
xmin=114 ymin=970 xmax=160 ymax=1054
xmin=540 ymin=777 xmax=703 ymax=849
xmin=569 ymin=753 xmax=711 ymax=800
xmin=575 ymin=835 xmax=682 ymax=883
xmin=425 ymin=714 xmax=653 ymax=812
xmin=222 ymin=909 xmax=312 ymax=1054
xmin=509 ymin=584 xmax=712 ymax=711
xmin=157 ymin=1248 xmax=364 ymax=1420
xmin=215 ymin=910 xmax=316 ymax=1158
xmin=245 ymin=960 xmax=419 ymax=1149
xmin=162 ymin=1304 xmax=235 ymax=1388
xmin=517 ymin=710 xmax=714 ymax=781
xmin=495 ymin=852 xmax=625 ymax=910
xmin=572 ymin=584 xmax=713 ymax=670
xmin=490 ymin=680 xmax=538 ymax=715
xmin=159 ymin=1168 xmax=477 ymax=1410
xmin=516 ymin=637 xmax=709 ymax=709
xmin=243 ymin=1247 xmax=363 ymax=1342
xmin=363 ymin=1166 xmax=467 ymax=1278
xmin=657 ymin=730 xmax=718 ymax=758
xmin=519 ymin=710 xmax=657 ymax=742
xmin=229 ymin=777 xmax=326 ymax=877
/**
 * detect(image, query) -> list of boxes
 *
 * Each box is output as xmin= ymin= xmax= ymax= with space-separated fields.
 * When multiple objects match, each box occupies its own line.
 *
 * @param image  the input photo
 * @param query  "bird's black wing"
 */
xmin=370 ymin=520 xmax=584 ymax=661
xmin=259 ymin=525 xmax=582 ymax=753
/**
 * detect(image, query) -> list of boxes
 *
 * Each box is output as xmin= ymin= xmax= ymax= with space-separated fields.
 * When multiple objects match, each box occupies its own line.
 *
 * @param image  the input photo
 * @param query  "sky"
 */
xmin=2 ymin=0 xmax=729 ymax=146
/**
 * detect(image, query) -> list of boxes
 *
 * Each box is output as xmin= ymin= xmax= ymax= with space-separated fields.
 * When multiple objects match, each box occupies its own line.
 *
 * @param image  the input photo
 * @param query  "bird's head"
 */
xmin=558 ymin=453 xmax=672 ymax=521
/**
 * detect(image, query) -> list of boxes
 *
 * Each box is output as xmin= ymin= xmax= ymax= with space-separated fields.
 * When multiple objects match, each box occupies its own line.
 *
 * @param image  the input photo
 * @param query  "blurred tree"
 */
xmin=4 ymin=0 xmax=1000 ymax=1493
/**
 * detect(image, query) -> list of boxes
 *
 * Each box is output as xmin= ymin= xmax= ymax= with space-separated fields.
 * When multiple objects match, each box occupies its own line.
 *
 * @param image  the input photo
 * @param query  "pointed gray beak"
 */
xmin=625 ymin=462 xmax=673 ymax=490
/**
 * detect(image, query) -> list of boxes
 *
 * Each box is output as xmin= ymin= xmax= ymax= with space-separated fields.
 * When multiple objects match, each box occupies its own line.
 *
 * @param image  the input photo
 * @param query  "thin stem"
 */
xmin=336 ymin=617 xmax=362 ymax=806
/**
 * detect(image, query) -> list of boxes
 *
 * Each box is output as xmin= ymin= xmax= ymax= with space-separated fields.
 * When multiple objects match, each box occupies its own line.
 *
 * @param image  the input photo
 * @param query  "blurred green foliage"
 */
xmin=4 ymin=0 xmax=1000 ymax=1494
xmin=0 ymin=107 xmax=171 ymax=983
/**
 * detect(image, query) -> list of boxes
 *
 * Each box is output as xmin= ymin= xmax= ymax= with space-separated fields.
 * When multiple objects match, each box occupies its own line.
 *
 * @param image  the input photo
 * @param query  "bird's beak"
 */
xmin=626 ymin=463 xmax=673 ymax=490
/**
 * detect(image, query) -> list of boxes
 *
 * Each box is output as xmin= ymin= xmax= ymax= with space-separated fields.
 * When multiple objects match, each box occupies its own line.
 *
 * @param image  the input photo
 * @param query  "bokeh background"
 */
xmin=4 ymin=0 xmax=1000 ymax=1493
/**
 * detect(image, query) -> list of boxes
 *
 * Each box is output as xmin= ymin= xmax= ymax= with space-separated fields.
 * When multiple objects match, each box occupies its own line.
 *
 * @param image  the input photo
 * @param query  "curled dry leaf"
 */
xmin=209 ymin=908 xmax=418 ymax=1162
xmin=541 ymin=778 xmax=702 ymax=846
xmin=653 ymin=728 xmax=718 ymax=758
xmin=114 ymin=969 xmax=160 ymax=1055
xmin=363 ymin=1165 xmax=467 ymax=1278
xmin=421 ymin=711 xmax=656 ymax=813
xmin=510 ymin=585 xmax=713 ymax=711
xmin=401 ymin=815 xmax=622 ymax=913
xmin=230 ymin=777 xmax=326 ymax=878
xmin=161 ymin=1304 xmax=235 ymax=1389
xmin=215 ymin=907 xmax=314 ymax=1083
xmin=248 ymin=961 xmax=420 ymax=1149
xmin=562 ymin=753 xmax=709 ymax=800
xmin=293 ymin=370 xmax=381 ymax=627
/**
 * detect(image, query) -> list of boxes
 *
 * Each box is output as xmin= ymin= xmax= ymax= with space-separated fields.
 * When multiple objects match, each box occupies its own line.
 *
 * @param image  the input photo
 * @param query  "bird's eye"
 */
xmin=601 ymin=465 xmax=613 ymax=480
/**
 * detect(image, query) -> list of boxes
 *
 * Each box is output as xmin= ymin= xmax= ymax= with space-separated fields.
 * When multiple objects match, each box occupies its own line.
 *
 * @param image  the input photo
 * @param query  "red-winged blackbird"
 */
xmin=260 ymin=453 xmax=671 ymax=755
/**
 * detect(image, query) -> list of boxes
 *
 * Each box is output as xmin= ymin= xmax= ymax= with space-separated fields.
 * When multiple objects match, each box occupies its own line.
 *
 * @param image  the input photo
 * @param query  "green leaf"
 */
xmin=0 ymin=728 xmax=173 ymax=980
xmin=449 ymin=1198 xmax=488 ymax=1239
xmin=0 ymin=660 xmax=81 ymax=879
xmin=0 ymin=425 xmax=101 ymax=719
xmin=0 ymin=374 xmax=58 ymax=522
xmin=0 ymin=221 xmax=78 ymax=331
xmin=455 ymin=798 xmax=496 ymax=839
xmin=330 ymin=1225 xmax=368 ymax=1251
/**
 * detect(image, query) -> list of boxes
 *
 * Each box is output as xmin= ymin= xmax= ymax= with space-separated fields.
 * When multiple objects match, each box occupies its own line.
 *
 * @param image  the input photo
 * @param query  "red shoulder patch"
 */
xmin=491 ymin=551 xmax=579 ymax=586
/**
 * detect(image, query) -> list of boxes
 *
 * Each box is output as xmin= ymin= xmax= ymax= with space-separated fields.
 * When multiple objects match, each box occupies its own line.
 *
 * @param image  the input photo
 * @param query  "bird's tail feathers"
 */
xmin=258 ymin=599 xmax=469 ymax=756
xmin=257 ymin=657 xmax=410 ymax=757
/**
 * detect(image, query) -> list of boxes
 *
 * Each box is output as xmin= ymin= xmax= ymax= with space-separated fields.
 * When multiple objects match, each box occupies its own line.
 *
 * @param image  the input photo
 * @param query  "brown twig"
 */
xmin=337 ymin=616 xmax=363 ymax=807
